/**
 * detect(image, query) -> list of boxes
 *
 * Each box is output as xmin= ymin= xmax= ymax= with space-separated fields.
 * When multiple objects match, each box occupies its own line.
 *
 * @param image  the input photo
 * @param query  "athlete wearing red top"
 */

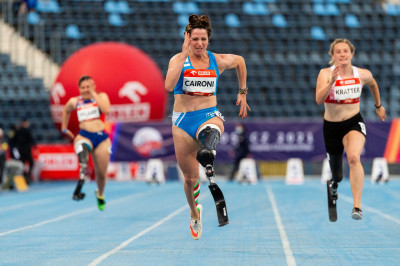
xmin=316 ymin=39 xmax=386 ymax=220
xmin=61 ymin=76 xmax=111 ymax=210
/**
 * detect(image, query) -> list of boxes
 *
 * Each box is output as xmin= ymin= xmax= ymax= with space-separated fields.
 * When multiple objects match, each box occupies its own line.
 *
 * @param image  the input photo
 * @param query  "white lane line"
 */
xmin=0 ymin=196 xmax=65 ymax=213
xmin=0 ymin=191 xmax=151 ymax=237
xmin=88 ymin=204 xmax=189 ymax=266
xmin=266 ymin=186 xmax=296 ymax=266
xmin=0 ymin=207 xmax=93 ymax=237
xmin=340 ymin=194 xmax=400 ymax=225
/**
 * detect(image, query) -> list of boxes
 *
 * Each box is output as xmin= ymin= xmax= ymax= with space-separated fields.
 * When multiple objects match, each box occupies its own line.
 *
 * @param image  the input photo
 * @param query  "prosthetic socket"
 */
xmin=196 ymin=126 xmax=221 ymax=168
xmin=328 ymin=153 xmax=343 ymax=185
xmin=75 ymin=141 xmax=91 ymax=180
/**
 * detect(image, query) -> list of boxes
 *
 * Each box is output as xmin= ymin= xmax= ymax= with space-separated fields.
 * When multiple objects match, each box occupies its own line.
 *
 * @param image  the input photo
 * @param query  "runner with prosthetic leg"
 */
xmin=326 ymin=153 xmax=343 ymax=222
xmin=165 ymin=15 xmax=250 ymax=239
xmin=196 ymin=124 xmax=229 ymax=226
xmin=73 ymin=140 xmax=91 ymax=200
xmin=316 ymin=39 xmax=386 ymax=221
xmin=61 ymin=75 xmax=111 ymax=211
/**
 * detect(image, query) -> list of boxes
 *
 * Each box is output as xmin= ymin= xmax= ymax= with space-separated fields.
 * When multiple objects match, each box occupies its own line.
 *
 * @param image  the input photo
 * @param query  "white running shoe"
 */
xmin=351 ymin=207 xmax=362 ymax=220
xmin=190 ymin=204 xmax=203 ymax=240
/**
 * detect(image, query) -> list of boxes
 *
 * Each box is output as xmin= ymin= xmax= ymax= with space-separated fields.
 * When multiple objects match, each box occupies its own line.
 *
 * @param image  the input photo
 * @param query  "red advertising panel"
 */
xmin=37 ymin=144 xmax=79 ymax=180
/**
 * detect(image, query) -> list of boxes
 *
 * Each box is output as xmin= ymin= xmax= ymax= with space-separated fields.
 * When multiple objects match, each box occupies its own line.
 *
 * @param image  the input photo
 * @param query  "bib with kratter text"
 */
xmin=324 ymin=66 xmax=363 ymax=104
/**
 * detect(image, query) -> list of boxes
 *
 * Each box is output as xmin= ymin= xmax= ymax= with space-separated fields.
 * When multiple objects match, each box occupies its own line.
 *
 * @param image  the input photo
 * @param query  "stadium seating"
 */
xmin=0 ymin=53 xmax=63 ymax=143
xmin=1 ymin=0 xmax=399 ymax=145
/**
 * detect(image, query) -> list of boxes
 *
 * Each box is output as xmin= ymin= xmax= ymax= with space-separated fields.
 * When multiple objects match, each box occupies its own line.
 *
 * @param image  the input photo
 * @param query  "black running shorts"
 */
xmin=323 ymin=113 xmax=366 ymax=155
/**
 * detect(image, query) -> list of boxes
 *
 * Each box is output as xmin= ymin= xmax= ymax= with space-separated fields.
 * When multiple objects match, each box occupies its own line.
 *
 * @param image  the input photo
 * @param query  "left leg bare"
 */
xmin=343 ymin=131 xmax=365 ymax=209
xmin=92 ymin=138 xmax=111 ymax=197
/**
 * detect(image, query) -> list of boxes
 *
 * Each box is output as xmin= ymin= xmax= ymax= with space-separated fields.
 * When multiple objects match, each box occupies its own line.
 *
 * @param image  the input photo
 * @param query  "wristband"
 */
xmin=374 ymin=104 xmax=382 ymax=109
xmin=238 ymin=87 xmax=248 ymax=95
xmin=62 ymin=129 xmax=68 ymax=134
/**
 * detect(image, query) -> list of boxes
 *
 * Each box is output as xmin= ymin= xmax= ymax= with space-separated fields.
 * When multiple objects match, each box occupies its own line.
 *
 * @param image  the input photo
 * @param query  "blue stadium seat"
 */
xmin=326 ymin=3 xmax=340 ymax=15
xmin=311 ymin=26 xmax=326 ymax=40
xmin=108 ymin=13 xmax=126 ymax=26
xmin=225 ymin=14 xmax=241 ymax=28
xmin=272 ymin=14 xmax=287 ymax=28
xmin=384 ymin=4 xmax=399 ymax=16
xmin=37 ymin=0 xmax=61 ymax=13
xmin=313 ymin=4 xmax=326 ymax=15
xmin=194 ymin=0 xmax=227 ymax=2
xmin=177 ymin=15 xmax=187 ymax=26
xmin=173 ymin=2 xmax=199 ymax=14
xmin=243 ymin=2 xmax=269 ymax=15
xmin=27 ymin=12 xmax=40 ymax=25
xmin=65 ymin=24 xmax=82 ymax=39
xmin=104 ymin=1 xmax=117 ymax=13
xmin=345 ymin=14 xmax=360 ymax=28
xmin=116 ymin=1 xmax=132 ymax=14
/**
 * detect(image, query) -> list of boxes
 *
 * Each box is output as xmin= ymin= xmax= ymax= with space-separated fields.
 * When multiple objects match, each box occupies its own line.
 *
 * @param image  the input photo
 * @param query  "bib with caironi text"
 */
xmin=76 ymin=97 xmax=101 ymax=122
xmin=173 ymin=50 xmax=220 ymax=96
xmin=324 ymin=66 xmax=362 ymax=104
xmin=183 ymin=69 xmax=217 ymax=96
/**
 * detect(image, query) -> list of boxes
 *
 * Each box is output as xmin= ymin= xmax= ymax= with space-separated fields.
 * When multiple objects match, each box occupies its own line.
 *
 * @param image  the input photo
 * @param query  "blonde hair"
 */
xmin=328 ymin=38 xmax=355 ymax=65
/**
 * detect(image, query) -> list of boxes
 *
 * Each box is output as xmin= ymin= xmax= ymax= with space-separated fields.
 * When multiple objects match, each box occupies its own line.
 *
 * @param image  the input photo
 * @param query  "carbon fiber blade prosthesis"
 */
xmin=206 ymin=165 xmax=229 ymax=226
xmin=73 ymin=179 xmax=86 ymax=201
xmin=208 ymin=183 xmax=229 ymax=226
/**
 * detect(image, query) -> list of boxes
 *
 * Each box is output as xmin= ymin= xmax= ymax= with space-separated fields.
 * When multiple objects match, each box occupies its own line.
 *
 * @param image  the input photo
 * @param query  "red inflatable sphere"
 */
xmin=50 ymin=42 xmax=167 ymax=135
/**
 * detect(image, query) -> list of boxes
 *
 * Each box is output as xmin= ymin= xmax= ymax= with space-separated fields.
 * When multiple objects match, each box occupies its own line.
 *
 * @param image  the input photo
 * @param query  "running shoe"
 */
xmin=95 ymin=190 xmax=106 ymax=211
xmin=190 ymin=204 xmax=203 ymax=240
xmin=351 ymin=207 xmax=362 ymax=220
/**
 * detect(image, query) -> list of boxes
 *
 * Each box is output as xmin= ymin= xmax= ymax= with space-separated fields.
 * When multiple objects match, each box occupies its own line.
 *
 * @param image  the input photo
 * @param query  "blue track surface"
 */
xmin=1 ymin=179 xmax=399 ymax=265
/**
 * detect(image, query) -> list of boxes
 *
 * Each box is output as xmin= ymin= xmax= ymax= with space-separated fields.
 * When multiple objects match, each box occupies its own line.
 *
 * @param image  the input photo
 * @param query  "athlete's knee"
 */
xmin=328 ymin=153 xmax=343 ymax=183
xmin=346 ymin=153 xmax=360 ymax=167
xmin=74 ymin=140 xmax=92 ymax=166
xmin=196 ymin=124 xmax=221 ymax=167
xmin=184 ymin=174 xmax=199 ymax=188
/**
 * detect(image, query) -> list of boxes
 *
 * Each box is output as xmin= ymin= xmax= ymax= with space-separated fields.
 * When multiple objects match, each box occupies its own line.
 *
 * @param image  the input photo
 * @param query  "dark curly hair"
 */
xmin=185 ymin=14 xmax=212 ymax=38
xmin=78 ymin=75 xmax=93 ymax=86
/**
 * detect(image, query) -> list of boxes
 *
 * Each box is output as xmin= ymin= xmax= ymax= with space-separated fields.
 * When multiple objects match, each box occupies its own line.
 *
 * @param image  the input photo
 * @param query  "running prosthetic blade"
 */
xmin=327 ymin=181 xmax=337 ymax=222
xmin=205 ymin=165 xmax=229 ymax=226
xmin=73 ymin=179 xmax=86 ymax=201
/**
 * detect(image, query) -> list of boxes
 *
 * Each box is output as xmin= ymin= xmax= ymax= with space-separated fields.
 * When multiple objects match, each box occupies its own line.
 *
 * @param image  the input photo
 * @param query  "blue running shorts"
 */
xmin=78 ymin=129 xmax=109 ymax=149
xmin=172 ymin=106 xmax=224 ymax=139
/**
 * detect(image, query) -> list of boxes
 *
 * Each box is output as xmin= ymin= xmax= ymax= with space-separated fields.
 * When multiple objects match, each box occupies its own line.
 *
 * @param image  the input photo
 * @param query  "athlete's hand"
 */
xmin=182 ymin=32 xmax=191 ymax=57
xmin=376 ymin=106 xmax=386 ymax=121
xmin=63 ymin=129 xmax=75 ymax=140
xmin=236 ymin=94 xmax=251 ymax=119
xmin=330 ymin=66 xmax=340 ymax=84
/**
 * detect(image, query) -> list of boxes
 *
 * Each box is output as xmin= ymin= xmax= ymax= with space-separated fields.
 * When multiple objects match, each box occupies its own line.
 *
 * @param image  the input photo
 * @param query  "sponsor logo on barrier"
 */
xmin=39 ymin=153 xmax=78 ymax=171
xmin=132 ymin=127 xmax=164 ymax=157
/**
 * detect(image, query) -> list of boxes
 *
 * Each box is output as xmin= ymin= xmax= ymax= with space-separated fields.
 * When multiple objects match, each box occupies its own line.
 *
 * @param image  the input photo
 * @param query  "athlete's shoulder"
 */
xmin=170 ymin=52 xmax=187 ymax=62
xmin=318 ymin=67 xmax=332 ymax=77
xmin=65 ymin=96 xmax=78 ymax=111
xmin=356 ymin=67 xmax=374 ymax=84
xmin=355 ymin=66 xmax=370 ymax=74
xmin=321 ymin=66 xmax=332 ymax=72
xmin=68 ymin=96 xmax=79 ymax=104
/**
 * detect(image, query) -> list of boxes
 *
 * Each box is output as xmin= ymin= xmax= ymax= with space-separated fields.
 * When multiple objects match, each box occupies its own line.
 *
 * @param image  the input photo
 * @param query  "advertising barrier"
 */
xmin=111 ymin=120 xmax=391 ymax=162
xmin=36 ymin=120 xmax=391 ymax=180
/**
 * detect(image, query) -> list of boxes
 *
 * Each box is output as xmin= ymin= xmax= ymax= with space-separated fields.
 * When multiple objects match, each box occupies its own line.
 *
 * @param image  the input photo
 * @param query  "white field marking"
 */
xmin=340 ymin=194 xmax=400 ymax=225
xmin=88 ymin=204 xmax=189 ymax=266
xmin=266 ymin=186 xmax=296 ymax=266
xmin=0 ymin=191 xmax=151 ymax=237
